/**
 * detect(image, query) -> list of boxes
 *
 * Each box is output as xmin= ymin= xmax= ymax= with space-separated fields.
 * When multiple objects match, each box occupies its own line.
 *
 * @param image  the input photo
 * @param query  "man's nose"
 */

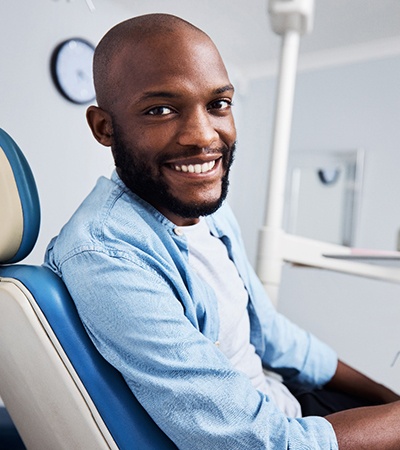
xmin=177 ymin=107 xmax=219 ymax=148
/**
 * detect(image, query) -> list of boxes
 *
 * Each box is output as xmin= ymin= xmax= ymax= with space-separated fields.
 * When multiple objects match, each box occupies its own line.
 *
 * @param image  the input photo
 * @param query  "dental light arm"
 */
xmin=257 ymin=0 xmax=400 ymax=307
xmin=256 ymin=0 xmax=315 ymax=305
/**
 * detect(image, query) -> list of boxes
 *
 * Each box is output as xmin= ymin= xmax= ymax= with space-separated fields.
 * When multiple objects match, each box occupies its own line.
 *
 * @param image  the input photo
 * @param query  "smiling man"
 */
xmin=87 ymin=16 xmax=236 ymax=226
xmin=45 ymin=13 xmax=400 ymax=450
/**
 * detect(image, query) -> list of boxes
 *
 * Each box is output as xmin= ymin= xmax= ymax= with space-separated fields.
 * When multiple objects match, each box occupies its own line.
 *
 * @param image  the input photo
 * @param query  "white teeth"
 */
xmin=207 ymin=160 xmax=216 ymax=171
xmin=173 ymin=160 xmax=216 ymax=174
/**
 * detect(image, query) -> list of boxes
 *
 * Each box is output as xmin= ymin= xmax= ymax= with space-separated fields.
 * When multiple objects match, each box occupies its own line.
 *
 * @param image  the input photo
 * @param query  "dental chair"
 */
xmin=0 ymin=128 xmax=177 ymax=449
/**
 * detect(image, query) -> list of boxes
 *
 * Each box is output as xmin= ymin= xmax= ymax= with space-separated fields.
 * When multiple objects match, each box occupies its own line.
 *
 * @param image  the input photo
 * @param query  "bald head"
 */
xmin=93 ymin=14 xmax=213 ymax=109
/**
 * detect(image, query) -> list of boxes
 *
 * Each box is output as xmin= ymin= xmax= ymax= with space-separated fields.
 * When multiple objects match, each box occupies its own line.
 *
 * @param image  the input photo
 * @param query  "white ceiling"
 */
xmin=298 ymin=0 xmax=400 ymax=52
xmin=112 ymin=0 xmax=400 ymax=75
xmin=206 ymin=0 xmax=400 ymax=69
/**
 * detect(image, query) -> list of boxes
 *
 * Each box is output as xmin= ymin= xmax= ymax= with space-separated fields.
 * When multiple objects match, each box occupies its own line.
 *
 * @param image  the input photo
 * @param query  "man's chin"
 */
xmin=168 ymin=197 xmax=225 ymax=219
xmin=162 ymin=179 xmax=229 ymax=219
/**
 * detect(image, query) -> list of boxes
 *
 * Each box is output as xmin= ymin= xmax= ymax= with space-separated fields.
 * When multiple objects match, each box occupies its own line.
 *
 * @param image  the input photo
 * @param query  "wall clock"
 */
xmin=50 ymin=38 xmax=96 ymax=105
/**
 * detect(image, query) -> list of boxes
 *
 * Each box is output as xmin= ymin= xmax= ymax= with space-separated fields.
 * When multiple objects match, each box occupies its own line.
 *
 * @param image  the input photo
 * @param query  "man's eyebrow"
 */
xmin=139 ymin=91 xmax=179 ymax=101
xmin=214 ymin=84 xmax=235 ymax=95
xmin=138 ymin=84 xmax=235 ymax=101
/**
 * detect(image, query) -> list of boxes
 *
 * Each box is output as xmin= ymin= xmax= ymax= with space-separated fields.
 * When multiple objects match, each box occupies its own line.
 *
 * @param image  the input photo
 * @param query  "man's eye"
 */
xmin=146 ymin=106 xmax=174 ymax=116
xmin=208 ymin=99 xmax=233 ymax=111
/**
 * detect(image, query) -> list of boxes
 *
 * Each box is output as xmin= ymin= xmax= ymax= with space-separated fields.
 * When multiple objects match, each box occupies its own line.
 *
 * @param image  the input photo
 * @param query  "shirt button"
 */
xmin=174 ymin=227 xmax=184 ymax=236
xmin=215 ymin=341 xmax=220 ymax=347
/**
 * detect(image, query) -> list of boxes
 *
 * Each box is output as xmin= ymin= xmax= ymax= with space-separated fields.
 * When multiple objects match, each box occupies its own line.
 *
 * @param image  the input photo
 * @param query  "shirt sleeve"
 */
xmin=57 ymin=249 xmax=338 ymax=450
xmin=245 ymin=261 xmax=338 ymax=389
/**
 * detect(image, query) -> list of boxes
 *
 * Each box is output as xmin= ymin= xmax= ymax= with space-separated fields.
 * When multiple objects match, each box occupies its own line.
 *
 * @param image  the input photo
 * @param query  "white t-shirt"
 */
xmin=180 ymin=218 xmax=301 ymax=418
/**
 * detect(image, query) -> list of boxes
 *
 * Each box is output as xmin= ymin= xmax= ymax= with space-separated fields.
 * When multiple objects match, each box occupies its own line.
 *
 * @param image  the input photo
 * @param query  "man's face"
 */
xmin=108 ymin=31 xmax=237 ymax=225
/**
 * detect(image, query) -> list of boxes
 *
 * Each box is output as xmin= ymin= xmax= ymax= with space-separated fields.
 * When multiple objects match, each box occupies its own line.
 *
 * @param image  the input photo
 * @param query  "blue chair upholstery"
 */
xmin=0 ymin=129 xmax=177 ymax=449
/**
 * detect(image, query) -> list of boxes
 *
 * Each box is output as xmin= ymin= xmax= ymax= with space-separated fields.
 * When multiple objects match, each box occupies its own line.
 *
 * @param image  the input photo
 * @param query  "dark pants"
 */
xmin=289 ymin=386 xmax=378 ymax=417
xmin=0 ymin=407 xmax=25 ymax=450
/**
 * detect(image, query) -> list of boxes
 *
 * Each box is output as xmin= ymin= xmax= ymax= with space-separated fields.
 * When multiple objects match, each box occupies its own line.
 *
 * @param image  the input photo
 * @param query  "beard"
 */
xmin=111 ymin=125 xmax=236 ymax=220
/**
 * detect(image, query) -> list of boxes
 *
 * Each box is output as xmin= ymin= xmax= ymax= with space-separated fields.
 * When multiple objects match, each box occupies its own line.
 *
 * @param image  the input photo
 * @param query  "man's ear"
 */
xmin=86 ymin=105 xmax=113 ymax=147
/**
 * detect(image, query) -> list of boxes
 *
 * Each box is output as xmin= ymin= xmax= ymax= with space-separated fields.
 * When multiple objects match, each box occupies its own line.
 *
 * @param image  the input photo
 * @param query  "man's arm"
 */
xmin=326 ymin=401 xmax=400 ymax=449
xmin=325 ymin=360 xmax=400 ymax=449
xmin=326 ymin=360 xmax=400 ymax=404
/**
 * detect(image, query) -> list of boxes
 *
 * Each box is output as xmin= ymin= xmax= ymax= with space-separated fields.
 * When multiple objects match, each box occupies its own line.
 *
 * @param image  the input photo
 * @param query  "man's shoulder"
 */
xmin=45 ymin=175 xmax=166 ymax=267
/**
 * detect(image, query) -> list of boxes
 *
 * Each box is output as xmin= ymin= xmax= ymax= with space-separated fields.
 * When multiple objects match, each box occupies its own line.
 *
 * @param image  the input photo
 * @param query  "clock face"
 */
xmin=51 ymin=38 xmax=96 ymax=104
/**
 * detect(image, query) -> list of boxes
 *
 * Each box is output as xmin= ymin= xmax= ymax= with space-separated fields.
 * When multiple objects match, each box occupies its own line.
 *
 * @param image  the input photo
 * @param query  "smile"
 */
xmin=172 ymin=160 xmax=216 ymax=174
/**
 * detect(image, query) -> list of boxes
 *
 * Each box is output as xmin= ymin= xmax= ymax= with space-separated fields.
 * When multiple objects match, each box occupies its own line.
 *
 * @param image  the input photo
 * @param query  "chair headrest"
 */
xmin=0 ymin=129 xmax=40 ymax=264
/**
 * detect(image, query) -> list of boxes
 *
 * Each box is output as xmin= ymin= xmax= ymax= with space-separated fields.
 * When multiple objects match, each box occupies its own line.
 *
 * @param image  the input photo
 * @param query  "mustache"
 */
xmin=157 ymin=143 xmax=235 ymax=166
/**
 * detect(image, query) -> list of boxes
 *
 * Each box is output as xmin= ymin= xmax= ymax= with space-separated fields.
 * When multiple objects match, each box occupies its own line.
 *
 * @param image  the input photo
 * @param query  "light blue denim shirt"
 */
xmin=45 ymin=171 xmax=339 ymax=449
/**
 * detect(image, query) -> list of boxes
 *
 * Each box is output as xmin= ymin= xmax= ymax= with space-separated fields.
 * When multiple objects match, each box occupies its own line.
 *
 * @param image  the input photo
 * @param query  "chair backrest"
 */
xmin=0 ymin=129 xmax=177 ymax=449
xmin=0 ymin=129 xmax=40 ymax=264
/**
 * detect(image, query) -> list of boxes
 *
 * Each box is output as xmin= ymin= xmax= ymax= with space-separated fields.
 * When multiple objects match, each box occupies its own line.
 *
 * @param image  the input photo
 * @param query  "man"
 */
xmin=45 ymin=13 xmax=400 ymax=449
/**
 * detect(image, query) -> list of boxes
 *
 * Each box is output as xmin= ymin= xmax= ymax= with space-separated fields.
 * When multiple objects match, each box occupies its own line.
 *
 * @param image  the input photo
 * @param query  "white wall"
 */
xmin=280 ymin=57 xmax=400 ymax=392
xmin=1 ymin=0 xmax=127 ymax=263
xmin=2 ymin=1 xmax=400 ymax=393
xmin=234 ymin=55 xmax=400 ymax=392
